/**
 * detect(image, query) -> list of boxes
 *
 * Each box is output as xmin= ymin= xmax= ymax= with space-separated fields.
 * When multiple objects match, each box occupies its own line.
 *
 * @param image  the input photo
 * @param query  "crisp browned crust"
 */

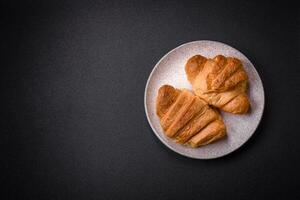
xmin=185 ymin=55 xmax=250 ymax=114
xmin=156 ymin=85 xmax=226 ymax=148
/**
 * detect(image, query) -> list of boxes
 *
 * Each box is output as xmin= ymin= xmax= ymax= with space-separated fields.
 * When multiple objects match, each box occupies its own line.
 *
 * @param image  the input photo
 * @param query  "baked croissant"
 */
xmin=185 ymin=55 xmax=250 ymax=114
xmin=156 ymin=85 xmax=226 ymax=147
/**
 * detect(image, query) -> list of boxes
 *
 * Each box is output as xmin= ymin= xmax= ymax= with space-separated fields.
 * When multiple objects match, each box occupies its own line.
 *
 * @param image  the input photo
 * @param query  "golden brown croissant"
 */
xmin=185 ymin=55 xmax=250 ymax=114
xmin=156 ymin=85 xmax=226 ymax=147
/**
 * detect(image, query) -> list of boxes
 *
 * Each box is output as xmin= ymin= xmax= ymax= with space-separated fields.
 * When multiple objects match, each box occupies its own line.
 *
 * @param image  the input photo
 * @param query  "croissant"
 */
xmin=156 ymin=85 xmax=226 ymax=147
xmin=185 ymin=55 xmax=250 ymax=114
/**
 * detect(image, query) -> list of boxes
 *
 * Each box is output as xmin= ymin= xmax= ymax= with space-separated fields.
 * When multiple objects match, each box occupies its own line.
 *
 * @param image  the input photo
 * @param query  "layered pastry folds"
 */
xmin=185 ymin=55 xmax=250 ymax=114
xmin=156 ymin=85 xmax=226 ymax=147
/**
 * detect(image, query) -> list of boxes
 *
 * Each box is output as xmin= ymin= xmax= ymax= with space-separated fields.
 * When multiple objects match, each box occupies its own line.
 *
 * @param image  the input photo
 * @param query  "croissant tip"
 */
xmin=222 ymin=95 xmax=250 ymax=114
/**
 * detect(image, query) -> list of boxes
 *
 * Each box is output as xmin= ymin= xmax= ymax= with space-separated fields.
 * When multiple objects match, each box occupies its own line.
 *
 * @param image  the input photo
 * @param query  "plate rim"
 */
xmin=144 ymin=40 xmax=265 ymax=159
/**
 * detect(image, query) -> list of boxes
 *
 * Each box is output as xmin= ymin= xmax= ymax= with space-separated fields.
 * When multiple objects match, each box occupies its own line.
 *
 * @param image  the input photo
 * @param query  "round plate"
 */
xmin=144 ymin=40 xmax=265 ymax=159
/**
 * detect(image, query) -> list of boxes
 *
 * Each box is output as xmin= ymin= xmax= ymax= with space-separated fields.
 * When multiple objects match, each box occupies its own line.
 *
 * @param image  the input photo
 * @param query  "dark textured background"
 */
xmin=3 ymin=0 xmax=300 ymax=199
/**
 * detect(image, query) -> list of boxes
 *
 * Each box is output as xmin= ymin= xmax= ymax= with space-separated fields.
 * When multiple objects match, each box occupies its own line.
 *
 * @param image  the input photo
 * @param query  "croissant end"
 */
xmin=221 ymin=93 xmax=250 ymax=114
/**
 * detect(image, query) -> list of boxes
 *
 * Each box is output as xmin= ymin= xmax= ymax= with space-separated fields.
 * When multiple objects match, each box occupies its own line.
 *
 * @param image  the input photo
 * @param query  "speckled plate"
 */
xmin=144 ymin=40 xmax=264 ymax=159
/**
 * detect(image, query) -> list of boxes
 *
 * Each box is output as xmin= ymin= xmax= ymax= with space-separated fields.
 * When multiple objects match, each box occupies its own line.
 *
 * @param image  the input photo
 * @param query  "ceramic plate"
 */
xmin=144 ymin=40 xmax=264 ymax=159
